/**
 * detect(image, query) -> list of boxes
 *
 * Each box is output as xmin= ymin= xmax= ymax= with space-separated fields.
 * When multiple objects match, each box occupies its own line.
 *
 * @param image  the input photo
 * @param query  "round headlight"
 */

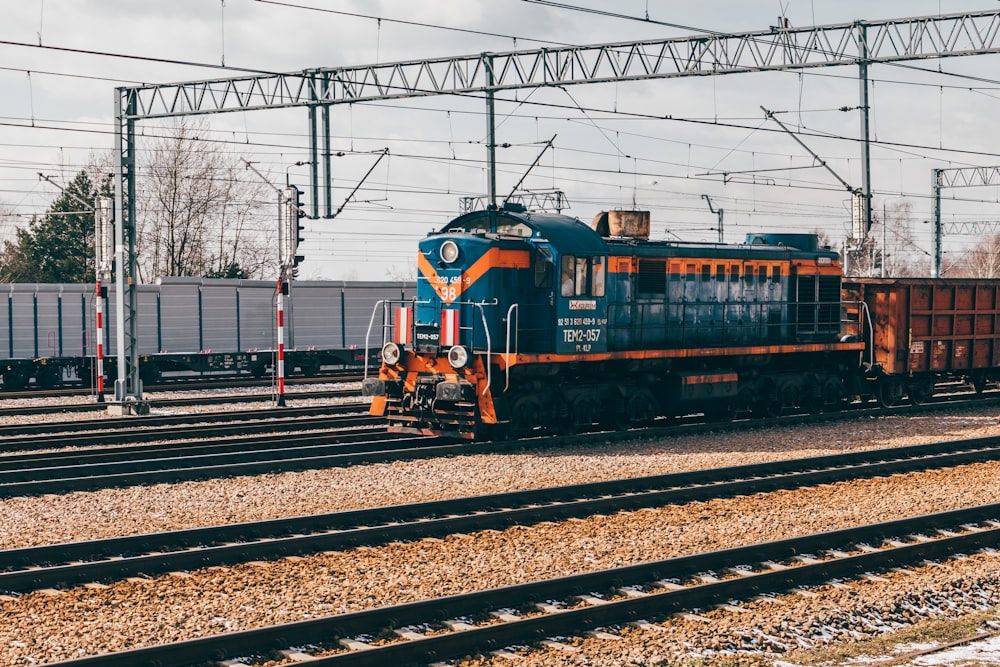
xmin=447 ymin=345 xmax=469 ymax=369
xmin=381 ymin=341 xmax=401 ymax=365
xmin=440 ymin=240 xmax=460 ymax=264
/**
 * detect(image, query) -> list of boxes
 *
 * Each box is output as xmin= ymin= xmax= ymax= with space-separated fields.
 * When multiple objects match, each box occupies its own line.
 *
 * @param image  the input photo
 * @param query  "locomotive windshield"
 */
xmin=442 ymin=215 xmax=532 ymax=237
xmin=496 ymin=220 xmax=532 ymax=237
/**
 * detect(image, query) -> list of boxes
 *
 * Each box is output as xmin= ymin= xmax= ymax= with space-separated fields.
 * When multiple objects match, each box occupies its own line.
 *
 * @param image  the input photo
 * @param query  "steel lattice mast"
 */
xmin=110 ymin=9 xmax=1000 ymax=410
xmin=931 ymin=166 xmax=1000 ymax=277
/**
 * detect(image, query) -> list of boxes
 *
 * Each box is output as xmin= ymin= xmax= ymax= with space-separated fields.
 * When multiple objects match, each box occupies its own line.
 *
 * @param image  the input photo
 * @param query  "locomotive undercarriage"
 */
xmin=373 ymin=343 xmax=991 ymax=440
xmin=491 ymin=351 xmax=856 ymax=439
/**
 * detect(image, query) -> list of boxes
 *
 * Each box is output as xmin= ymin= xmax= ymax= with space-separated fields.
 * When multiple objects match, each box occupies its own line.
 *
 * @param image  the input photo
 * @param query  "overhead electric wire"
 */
xmin=3 ymin=4 xmax=1000 ymax=254
xmin=252 ymin=0 xmax=580 ymax=47
xmin=0 ymin=38 xmax=285 ymax=76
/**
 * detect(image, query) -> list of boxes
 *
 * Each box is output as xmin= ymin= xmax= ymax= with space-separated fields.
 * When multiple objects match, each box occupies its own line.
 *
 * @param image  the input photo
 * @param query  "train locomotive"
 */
xmin=362 ymin=205 xmax=869 ymax=439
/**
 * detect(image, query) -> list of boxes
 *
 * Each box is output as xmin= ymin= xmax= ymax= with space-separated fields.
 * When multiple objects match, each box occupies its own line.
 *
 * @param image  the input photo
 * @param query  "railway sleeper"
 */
xmin=78 ymin=504 xmax=1000 ymax=667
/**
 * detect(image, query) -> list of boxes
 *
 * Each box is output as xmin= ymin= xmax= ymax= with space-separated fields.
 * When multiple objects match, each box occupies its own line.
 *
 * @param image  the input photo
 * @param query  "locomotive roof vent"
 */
xmin=745 ymin=233 xmax=819 ymax=252
xmin=501 ymin=201 xmax=527 ymax=213
xmin=592 ymin=210 xmax=650 ymax=240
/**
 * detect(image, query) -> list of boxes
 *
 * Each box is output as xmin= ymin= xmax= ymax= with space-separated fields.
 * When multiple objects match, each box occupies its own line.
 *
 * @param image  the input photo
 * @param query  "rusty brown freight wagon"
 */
xmin=843 ymin=278 xmax=1000 ymax=405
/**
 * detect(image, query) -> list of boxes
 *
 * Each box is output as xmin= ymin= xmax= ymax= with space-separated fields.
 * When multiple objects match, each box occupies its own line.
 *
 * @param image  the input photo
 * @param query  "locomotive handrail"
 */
xmin=362 ymin=297 xmax=428 ymax=379
xmin=446 ymin=298 xmax=496 ymax=395
xmin=856 ymin=299 xmax=874 ymax=370
xmin=471 ymin=300 xmax=493 ymax=395
xmin=362 ymin=299 xmax=390 ymax=381
xmin=363 ymin=297 xmax=496 ymax=394
xmin=504 ymin=303 xmax=518 ymax=392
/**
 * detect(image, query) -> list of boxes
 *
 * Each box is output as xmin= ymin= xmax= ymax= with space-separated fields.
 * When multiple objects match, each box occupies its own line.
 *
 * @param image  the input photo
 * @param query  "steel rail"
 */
xmin=44 ymin=502 xmax=1000 ymax=667
xmin=0 ymin=371 xmax=364 ymax=400
xmin=0 ymin=427 xmax=401 ymax=470
xmin=0 ymin=427 xmax=437 ymax=498
xmin=0 ymin=388 xmax=360 ymax=417
xmin=5 ymin=433 xmax=1000 ymax=595
xmin=0 ymin=404 xmax=369 ymax=443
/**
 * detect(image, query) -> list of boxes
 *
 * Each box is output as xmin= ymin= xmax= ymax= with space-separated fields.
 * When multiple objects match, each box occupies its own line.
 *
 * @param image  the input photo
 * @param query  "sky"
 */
xmin=2 ymin=0 xmax=1000 ymax=280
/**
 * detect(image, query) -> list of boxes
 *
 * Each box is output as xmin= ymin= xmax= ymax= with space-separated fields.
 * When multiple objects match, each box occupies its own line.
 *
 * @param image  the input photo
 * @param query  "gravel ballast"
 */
xmin=0 ymin=405 xmax=999 ymax=665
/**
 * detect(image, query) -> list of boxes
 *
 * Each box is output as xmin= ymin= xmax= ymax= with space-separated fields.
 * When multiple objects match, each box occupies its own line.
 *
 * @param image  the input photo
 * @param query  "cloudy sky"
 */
xmin=2 ymin=0 xmax=1000 ymax=280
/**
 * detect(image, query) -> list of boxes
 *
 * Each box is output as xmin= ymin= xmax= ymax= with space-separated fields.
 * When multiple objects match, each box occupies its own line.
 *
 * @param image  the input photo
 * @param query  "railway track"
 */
xmin=0 ymin=370 xmax=363 ymax=400
xmin=0 ymin=403 xmax=369 ymax=441
xmin=5 ymin=384 xmax=996 ymax=443
xmin=5 ymin=432 xmax=1000 ymax=597
xmin=41 ymin=502 xmax=1000 ymax=667
xmin=5 ymin=394 xmax=1000 ymax=497
xmin=0 ymin=387 xmax=362 ymax=417
xmin=0 ymin=428 xmax=447 ymax=498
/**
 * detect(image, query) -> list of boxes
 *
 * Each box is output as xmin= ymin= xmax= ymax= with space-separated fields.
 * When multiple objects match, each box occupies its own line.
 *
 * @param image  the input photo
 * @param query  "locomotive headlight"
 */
xmin=440 ymin=240 xmax=460 ymax=264
xmin=447 ymin=345 xmax=469 ymax=369
xmin=381 ymin=341 xmax=402 ymax=365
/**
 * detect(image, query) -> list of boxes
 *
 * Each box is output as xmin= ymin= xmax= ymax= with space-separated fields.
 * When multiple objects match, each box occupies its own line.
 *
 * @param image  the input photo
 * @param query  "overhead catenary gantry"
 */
xmin=931 ymin=166 xmax=1000 ymax=278
xmin=110 ymin=9 xmax=1000 ymax=410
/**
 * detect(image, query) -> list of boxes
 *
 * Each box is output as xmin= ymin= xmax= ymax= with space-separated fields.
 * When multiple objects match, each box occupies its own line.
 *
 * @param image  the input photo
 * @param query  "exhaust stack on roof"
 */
xmin=591 ymin=210 xmax=650 ymax=240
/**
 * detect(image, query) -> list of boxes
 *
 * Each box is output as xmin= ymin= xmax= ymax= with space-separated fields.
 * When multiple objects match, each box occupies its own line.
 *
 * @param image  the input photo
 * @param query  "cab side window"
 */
xmin=574 ymin=257 xmax=588 ymax=295
xmin=561 ymin=255 xmax=576 ymax=296
xmin=534 ymin=248 xmax=553 ymax=288
xmin=562 ymin=254 xmax=608 ymax=297
xmin=591 ymin=256 xmax=606 ymax=297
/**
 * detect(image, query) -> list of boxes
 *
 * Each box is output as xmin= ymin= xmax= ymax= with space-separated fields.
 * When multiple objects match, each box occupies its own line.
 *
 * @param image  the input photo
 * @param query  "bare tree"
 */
xmin=385 ymin=264 xmax=417 ymax=282
xmin=136 ymin=120 xmax=273 ymax=280
xmin=846 ymin=200 xmax=929 ymax=277
xmin=950 ymin=234 xmax=1000 ymax=278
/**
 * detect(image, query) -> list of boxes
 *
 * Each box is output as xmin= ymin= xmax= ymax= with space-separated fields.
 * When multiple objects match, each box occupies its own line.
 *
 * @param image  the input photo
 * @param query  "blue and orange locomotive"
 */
xmin=362 ymin=205 xmax=866 ymax=439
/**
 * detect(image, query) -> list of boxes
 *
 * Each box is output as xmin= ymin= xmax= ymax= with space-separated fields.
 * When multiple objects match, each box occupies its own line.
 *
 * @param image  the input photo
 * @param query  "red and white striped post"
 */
xmin=276 ymin=274 xmax=286 ymax=407
xmin=94 ymin=279 xmax=105 ymax=403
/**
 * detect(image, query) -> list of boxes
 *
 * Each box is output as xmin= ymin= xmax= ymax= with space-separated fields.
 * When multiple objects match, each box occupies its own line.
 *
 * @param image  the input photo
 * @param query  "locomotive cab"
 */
xmin=363 ymin=207 xmax=607 ymax=438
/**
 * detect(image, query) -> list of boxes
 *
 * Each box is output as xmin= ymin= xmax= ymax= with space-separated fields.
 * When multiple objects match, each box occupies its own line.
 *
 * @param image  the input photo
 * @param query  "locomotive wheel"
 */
xmin=778 ymin=383 xmax=800 ymax=410
xmin=877 ymin=378 xmax=904 ymax=408
xmin=821 ymin=379 xmax=844 ymax=411
xmin=704 ymin=400 xmax=737 ymax=422
xmin=625 ymin=389 xmax=658 ymax=427
xmin=737 ymin=386 xmax=756 ymax=415
xmin=752 ymin=395 xmax=782 ymax=418
xmin=803 ymin=387 xmax=824 ymax=414
xmin=510 ymin=396 xmax=543 ymax=438
xmin=568 ymin=396 xmax=599 ymax=433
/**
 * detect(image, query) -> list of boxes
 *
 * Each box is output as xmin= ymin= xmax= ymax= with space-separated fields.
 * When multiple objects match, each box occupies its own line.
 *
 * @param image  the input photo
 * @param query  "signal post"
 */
xmin=275 ymin=185 xmax=305 ymax=407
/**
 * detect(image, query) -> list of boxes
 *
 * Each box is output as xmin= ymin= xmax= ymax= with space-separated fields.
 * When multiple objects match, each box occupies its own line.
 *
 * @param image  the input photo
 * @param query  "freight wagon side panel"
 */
xmin=58 ymin=286 xmax=89 ymax=358
xmin=0 ymin=287 xmax=10 ymax=361
xmin=849 ymin=278 xmax=1000 ymax=378
xmin=289 ymin=282 xmax=341 ymax=349
xmin=345 ymin=282 xmax=411 ymax=350
xmin=200 ymin=282 xmax=240 ymax=352
xmin=136 ymin=286 xmax=160 ymax=355
xmin=9 ymin=286 xmax=36 ymax=358
xmin=973 ymin=284 xmax=1000 ymax=369
xmin=237 ymin=283 xmax=274 ymax=351
xmin=99 ymin=285 xmax=157 ymax=356
xmin=34 ymin=287 xmax=63 ymax=358
xmin=157 ymin=282 xmax=201 ymax=352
